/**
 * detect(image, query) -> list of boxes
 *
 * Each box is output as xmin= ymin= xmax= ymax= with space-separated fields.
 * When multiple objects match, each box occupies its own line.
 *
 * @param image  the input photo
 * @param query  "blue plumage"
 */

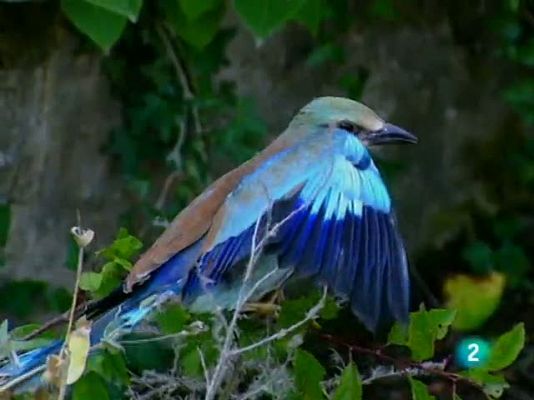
xmin=182 ymin=129 xmax=409 ymax=331
xmin=1 ymin=97 xmax=416 ymax=391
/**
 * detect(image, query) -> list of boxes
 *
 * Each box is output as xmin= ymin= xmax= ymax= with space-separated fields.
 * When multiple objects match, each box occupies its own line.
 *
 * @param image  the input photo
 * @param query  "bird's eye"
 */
xmin=337 ymin=120 xmax=359 ymax=134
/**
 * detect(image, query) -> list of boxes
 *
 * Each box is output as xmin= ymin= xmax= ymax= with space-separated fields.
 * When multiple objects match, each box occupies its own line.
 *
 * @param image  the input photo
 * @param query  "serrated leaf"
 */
xmin=486 ymin=323 xmax=525 ymax=371
xmin=72 ymin=371 xmax=110 ymax=400
xmin=61 ymin=0 xmax=128 ymax=52
xmin=388 ymin=309 xmax=456 ymax=361
xmin=388 ymin=321 xmax=408 ymax=346
xmin=85 ymin=0 xmax=142 ymax=21
xmin=234 ymin=0 xmax=306 ymax=38
xmin=333 ymin=363 xmax=361 ymax=400
xmin=293 ymin=349 xmax=325 ymax=400
xmin=409 ymin=377 xmax=436 ymax=400
xmin=411 ymin=309 xmax=456 ymax=360
xmin=445 ymin=272 xmax=505 ymax=331
xmin=179 ymin=0 xmax=219 ymax=20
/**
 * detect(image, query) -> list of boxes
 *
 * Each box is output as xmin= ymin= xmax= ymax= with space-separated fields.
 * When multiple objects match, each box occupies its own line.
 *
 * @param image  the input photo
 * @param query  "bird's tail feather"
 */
xmin=1 ymin=241 xmax=201 ymax=392
xmin=0 ymin=287 xmax=165 ymax=393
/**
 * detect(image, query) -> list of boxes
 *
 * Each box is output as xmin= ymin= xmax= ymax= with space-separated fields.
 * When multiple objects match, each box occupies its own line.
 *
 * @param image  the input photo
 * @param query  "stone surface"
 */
xmin=0 ymin=15 xmax=123 ymax=286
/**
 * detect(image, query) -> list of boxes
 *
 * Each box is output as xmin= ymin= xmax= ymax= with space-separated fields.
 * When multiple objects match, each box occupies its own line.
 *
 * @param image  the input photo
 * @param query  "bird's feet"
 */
xmin=243 ymin=289 xmax=284 ymax=317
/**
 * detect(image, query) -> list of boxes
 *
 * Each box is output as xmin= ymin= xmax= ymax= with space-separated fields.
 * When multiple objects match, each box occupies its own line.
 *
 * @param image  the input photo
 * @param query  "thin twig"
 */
xmin=58 ymin=215 xmax=87 ymax=400
xmin=204 ymin=214 xmax=265 ymax=400
xmin=0 ymin=364 xmax=46 ymax=392
xmin=230 ymin=287 xmax=326 ymax=357
xmin=319 ymin=333 xmax=484 ymax=392
xmin=156 ymin=23 xmax=202 ymax=135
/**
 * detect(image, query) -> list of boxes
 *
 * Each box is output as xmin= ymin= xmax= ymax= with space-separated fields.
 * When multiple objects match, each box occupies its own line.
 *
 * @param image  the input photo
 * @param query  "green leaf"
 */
xmin=87 ymin=349 xmax=130 ymax=386
xmin=410 ymin=309 xmax=456 ymax=360
xmin=85 ymin=0 xmax=142 ymax=21
xmin=387 ymin=320 xmax=408 ymax=345
xmin=234 ymin=0 xmax=306 ymax=38
xmin=461 ymin=369 xmax=509 ymax=399
xmin=181 ymin=344 xmax=202 ymax=377
xmin=409 ymin=378 xmax=436 ymax=400
xmin=444 ymin=273 xmax=505 ymax=331
xmin=155 ymin=303 xmax=191 ymax=334
xmin=388 ymin=309 xmax=456 ymax=361
xmin=294 ymin=0 xmax=329 ymax=36
xmin=293 ymin=349 xmax=325 ymax=400
xmin=179 ymin=0 xmax=220 ymax=20
xmin=333 ymin=363 xmax=362 ymax=400
xmin=278 ymin=291 xmax=338 ymax=329
xmin=79 ymin=271 xmax=103 ymax=292
xmin=486 ymin=323 xmax=525 ymax=371
xmin=162 ymin=0 xmax=223 ymax=49
xmin=72 ymin=371 xmax=110 ymax=400
xmin=61 ymin=0 xmax=128 ymax=52
xmin=97 ymin=228 xmax=143 ymax=261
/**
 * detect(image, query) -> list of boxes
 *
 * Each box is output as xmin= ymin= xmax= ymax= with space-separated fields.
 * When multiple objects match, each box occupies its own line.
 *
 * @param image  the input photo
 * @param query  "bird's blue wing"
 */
xmin=182 ymin=137 xmax=409 ymax=331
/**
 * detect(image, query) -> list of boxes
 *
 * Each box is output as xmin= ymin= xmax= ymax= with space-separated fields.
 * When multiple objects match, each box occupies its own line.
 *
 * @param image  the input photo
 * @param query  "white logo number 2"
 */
xmin=467 ymin=343 xmax=480 ymax=362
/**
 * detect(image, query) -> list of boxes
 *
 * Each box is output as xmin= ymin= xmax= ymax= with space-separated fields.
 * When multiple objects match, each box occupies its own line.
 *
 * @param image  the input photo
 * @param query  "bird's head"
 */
xmin=290 ymin=96 xmax=417 ymax=146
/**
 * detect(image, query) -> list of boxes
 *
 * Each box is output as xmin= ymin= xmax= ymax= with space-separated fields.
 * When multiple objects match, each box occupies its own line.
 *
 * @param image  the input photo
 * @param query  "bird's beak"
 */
xmin=365 ymin=123 xmax=418 ymax=145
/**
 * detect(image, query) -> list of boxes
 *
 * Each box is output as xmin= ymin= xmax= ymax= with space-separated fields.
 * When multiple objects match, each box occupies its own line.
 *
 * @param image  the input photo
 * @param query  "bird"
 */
xmin=0 ymin=96 xmax=417 ymax=390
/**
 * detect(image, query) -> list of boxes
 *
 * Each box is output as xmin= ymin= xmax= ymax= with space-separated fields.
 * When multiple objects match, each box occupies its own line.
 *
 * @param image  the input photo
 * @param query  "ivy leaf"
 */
xmin=234 ymin=0 xmax=306 ymax=38
xmin=179 ymin=0 xmax=220 ymax=20
xmin=293 ymin=349 xmax=325 ymax=400
xmin=486 ymin=323 xmax=525 ymax=371
xmin=72 ymin=371 xmax=110 ymax=400
xmin=409 ymin=378 xmax=436 ymax=400
xmin=294 ymin=0 xmax=329 ymax=36
xmin=333 ymin=363 xmax=362 ymax=400
xmin=162 ymin=0 xmax=223 ymax=49
xmin=85 ymin=0 xmax=143 ymax=22
xmin=444 ymin=273 xmax=505 ymax=331
xmin=61 ymin=0 xmax=128 ymax=52
xmin=388 ymin=309 xmax=456 ymax=361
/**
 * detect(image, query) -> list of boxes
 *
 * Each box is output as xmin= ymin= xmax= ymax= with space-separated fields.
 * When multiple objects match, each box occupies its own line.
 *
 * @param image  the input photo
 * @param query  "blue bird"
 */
xmin=0 ymin=97 xmax=417 ymax=390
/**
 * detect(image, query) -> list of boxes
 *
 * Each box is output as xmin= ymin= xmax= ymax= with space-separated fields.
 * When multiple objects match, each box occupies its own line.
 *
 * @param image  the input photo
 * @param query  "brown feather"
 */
xmin=125 ymin=130 xmax=298 ymax=291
